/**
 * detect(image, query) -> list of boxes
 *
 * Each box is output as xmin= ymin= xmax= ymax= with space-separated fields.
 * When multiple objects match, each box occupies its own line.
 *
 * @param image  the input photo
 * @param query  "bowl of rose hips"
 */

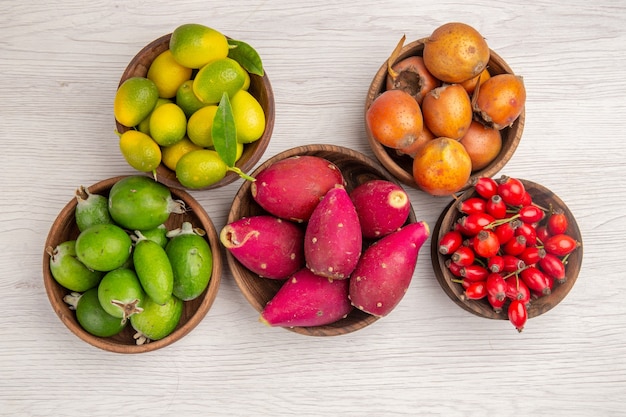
xmin=365 ymin=22 xmax=525 ymax=197
xmin=431 ymin=175 xmax=583 ymax=332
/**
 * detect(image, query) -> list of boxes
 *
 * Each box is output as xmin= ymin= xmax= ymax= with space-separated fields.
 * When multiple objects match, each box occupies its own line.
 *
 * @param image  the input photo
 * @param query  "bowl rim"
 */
xmin=42 ymin=175 xmax=223 ymax=353
xmin=226 ymin=143 xmax=419 ymax=336
xmin=430 ymin=178 xmax=583 ymax=320
xmin=116 ymin=32 xmax=275 ymax=191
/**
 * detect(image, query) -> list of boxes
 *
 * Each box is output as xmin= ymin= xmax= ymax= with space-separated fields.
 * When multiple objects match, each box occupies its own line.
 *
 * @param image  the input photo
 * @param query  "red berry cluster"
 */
xmin=438 ymin=175 xmax=581 ymax=332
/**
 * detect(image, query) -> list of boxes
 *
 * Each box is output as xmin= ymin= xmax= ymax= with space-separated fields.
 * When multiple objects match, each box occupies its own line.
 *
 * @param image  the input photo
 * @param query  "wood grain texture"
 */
xmin=2 ymin=1 xmax=626 ymax=416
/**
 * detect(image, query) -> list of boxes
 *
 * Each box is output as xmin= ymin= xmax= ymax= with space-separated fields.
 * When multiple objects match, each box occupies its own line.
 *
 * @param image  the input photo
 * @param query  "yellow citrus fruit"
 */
xmin=161 ymin=137 xmax=202 ymax=171
xmin=114 ymin=77 xmax=159 ymax=127
xmin=118 ymin=130 xmax=162 ymax=172
xmin=412 ymin=137 xmax=472 ymax=196
xmin=231 ymin=90 xmax=265 ymax=143
xmin=169 ymin=23 xmax=229 ymax=69
xmin=242 ymin=71 xmax=251 ymax=91
xmin=137 ymin=98 xmax=171 ymax=135
xmin=149 ymin=102 xmax=187 ymax=146
xmin=235 ymin=141 xmax=244 ymax=162
xmin=192 ymin=58 xmax=247 ymax=104
xmin=187 ymin=105 xmax=219 ymax=147
xmin=176 ymin=79 xmax=206 ymax=118
xmin=176 ymin=149 xmax=228 ymax=189
xmin=147 ymin=50 xmax=193 ymax=98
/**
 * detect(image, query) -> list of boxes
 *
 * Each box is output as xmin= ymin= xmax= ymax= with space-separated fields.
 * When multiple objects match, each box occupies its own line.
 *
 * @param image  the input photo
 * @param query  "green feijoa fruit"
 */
xmin=64 ymin=288 xmax=126 ymax=337
xmin=134 ymin=224 xmax=168 ymax=248
xmin=47 ymin=240 xmax=104 ymax=292
xmin=133 ymin=232 xmax=174 ymax=305
xmin=74 ymin=186 xmax=114 ymax=232
xmin=166 ymin=222 xmax=213 ymax=301
xmin=75 ymin=223 xmax=132 ymax=272
xmin=130 ymin=295 xmax=183 ymax=343
xmin=97 ymin=268 xmax=145 ymax=323
xmin=107 ymin=175 xmax=186 ymax=231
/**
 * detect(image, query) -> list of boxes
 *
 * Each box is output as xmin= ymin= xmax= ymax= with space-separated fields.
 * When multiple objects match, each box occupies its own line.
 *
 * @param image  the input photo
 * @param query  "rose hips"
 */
xmin=486 ymin=272 xmax=506 ymax=301
xmin=502 ymin=254 xmax=525 ymax=272
xmin=544 ymin=234 xmax=579 ymax=256
xmin=535 ymin=225 xmax=550 ymax=244
xmin=472 ymin=176 xmax=498 ymax=199
xmin=488 ymin=293 xmax=506 ymax=313
xmin=497 ymin=176 xmax=526 ymax=206
xmin=519 ymin=191 xmax=533 ymax=207
xmin=488 ymin=255 xmax=504 ymax=273
xmin=462 ymin=281 xmax=487 ymax=300
xmin=438 ymin=230 xmax=464 ymax=255
xmin=508 ymin=299 xmax=528 ymax=332
xmin=520 ymin=266 xmax=551 ymax=296
xmin=459 ymin=197 xmax=487 ymax=215
xmin=494 ymin=220 xmax=519 ymax=245
xmin=460 ymin=264 xmax=489 ymax=282
xmin=486 ymin=195 xmax=507 ymax=219
xmin=547 ymin=210 xmax=568 ymax=235
xmin=446 ymin=259 xmax=463 ymax=277
xmin=539 ymin=252 xmax=566 ymax=283
xmin=473 ymin=230 xmax=500 ymax=258
xmin=515 ymin=222 xmax=537 ymax=246
xmin=505 ymin=276 xmax=530 ymax=305
xmin=503 ymin=235 xmax=527 ymax=256
xmin=451 ymin=245 xmax=475 ymax=266
xmin=519 ymin=205 xmax=545 ymax=223
xmin=457 ymin=213 xmax=495 ymax=236
xmin=519 ymin=246 xmax=541 ymax=266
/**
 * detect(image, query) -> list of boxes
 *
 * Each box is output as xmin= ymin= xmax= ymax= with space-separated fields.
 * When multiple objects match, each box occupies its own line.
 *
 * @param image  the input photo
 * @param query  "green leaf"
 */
xmin=228 ymin=39 xmax=264 ymax=76
xmin=212 ymin=93 xmax=238 ymax=167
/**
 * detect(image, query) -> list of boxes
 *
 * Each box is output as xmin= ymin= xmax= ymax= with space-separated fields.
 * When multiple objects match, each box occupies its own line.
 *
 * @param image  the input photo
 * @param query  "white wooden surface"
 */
xmin=2 ymin=1 xmax=625 ymax=416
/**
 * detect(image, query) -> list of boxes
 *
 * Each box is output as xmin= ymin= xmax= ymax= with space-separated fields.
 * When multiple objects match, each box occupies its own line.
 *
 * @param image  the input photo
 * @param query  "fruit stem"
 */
xmin=228 ymin=166 xmax=256 ymax=182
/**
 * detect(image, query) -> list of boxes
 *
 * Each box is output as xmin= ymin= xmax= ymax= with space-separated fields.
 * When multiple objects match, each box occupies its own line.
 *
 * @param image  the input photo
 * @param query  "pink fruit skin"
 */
xmin=251 ymin=155 xmax=344 ymax=222
xmin=349 ymin=221 xmax=430 ymax=317
xmin=260 ymin=268 xmax=353 ymax=327
xmin=220 ymin=215 xmax=305 ymax=279
xmin=350 ymin=179 xmax=411 ymax=239
xmin=304 ymin=185 xmax=362 ymax=280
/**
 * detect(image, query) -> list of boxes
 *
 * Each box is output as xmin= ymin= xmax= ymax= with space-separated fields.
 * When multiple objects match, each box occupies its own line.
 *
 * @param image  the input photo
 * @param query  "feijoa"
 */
xmin=75 ymin=223 xmax=132 ymax=272
xmin=107 ymin=175 xmax=186 ymax=231
xmin=134 ymin=224 xmax=168 ymax=248
xmin=166 ymin=222 xmax=213 ymax=301
xmin=130 ymin=295 xmax=183 ymax=343
xmin=74 ymin=186 xmax=113 ymax=232
xmin=64 ymin=288 xmax=126 ymax=337
xmin=47 ymin=240 xmax=104 ymax=292
xmin=133 ymin=232 xmax=174 ymax=305
xmin=97 ymin=268 xmax=145 ymax=323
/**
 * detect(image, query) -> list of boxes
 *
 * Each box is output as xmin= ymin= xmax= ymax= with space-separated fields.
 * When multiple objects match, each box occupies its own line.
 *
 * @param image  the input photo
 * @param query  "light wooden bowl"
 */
xmin=116 ymin=33 xmax=275 ymax=190
xmin=43 ymin=175 xmax=222 ymax=353
xmin=226 ymin=144 xmax=417 ymax=336
xmin=365 ymin=38 xmax=524 ymax=191
xmin=431 ymin=178 xmax=583 ymax=320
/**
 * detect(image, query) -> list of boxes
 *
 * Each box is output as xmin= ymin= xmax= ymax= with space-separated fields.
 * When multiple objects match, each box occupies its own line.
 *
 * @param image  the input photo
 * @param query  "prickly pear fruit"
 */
xmin=349 ymin=221 xmax=429 ymax=317
xmin=304 ymin=185 xmax=362 ymax=280
xmin=251 ymin=155 xmax=344 ymax=222
xmin=260 ymin=268 xmax=352 ymax=327
xmin=350 ymin=179 xmax=411 ymax=239
xmin=221 ymin=215 xmax=305 ymax=279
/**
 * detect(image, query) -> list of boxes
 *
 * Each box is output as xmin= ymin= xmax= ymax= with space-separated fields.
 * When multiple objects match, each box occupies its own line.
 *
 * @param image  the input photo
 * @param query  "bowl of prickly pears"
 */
xmin=43 ymin=175 xmax=222 ymax=353
xmin=114 ymin=23 xmax=275 ymax=190
xmin=222 ymin=144 xmax=430 ymax=336
xmin=431 ymin=175 xmax=583 ymax=332
xmin=365 ymin=22 xmax=525 ymax=197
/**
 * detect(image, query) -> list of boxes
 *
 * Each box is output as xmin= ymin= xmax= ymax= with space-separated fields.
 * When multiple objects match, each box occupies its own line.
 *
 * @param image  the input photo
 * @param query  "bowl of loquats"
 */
xmin=43 ymin=175 xmax=222 ymax=353
xmin=365 ymin=22 xmax=525 ymax=197
xmin=222 ymin=144 xmax=430 ymax=337
xmin=431 ymin=176 xmax=583 ymax=332
xmin=114 ymin=23 xmax=275 ymax=190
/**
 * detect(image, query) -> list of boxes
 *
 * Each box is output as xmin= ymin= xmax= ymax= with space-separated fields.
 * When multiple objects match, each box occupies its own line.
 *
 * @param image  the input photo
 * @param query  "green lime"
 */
xmin=175 ymin=149 xmax=227 ymax=189
xmin=114 ymin=77 xmax=159 ymax=127
xmin=192 ymin=58 xmax=247 ymax=104
xmin=75 ymin=224 xmax=132 ymax=272
xmin=169 ymin=23 xmax=229 ymax=69
xmin=176 ymin=80 xmax=207 ymax=118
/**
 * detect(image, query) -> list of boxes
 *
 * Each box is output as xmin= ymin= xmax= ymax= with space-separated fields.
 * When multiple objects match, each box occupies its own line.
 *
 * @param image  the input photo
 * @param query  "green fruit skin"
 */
xmin=130 ymin=295 xmax=183 ymax=341
xmin=49 ymin=240 xmax=104 ymax=292
xmin=75 ymin=191 xmax=113 ymax=232
xmin=76 ymin=288 xmax=126 ymax=337
xmin=97 ymin=268 xmax=145 ymax=319
xmin=166 ymin=234 xmax=213 ymax=301
xmin=75 ymin=224 xmax=132 ymax=272
xmin=108 ymin=176 xmax=177 ymax=231
xmin=139 ymin=224 xmax=169 ymax=248
xmin=133 ymin=239 xmax=174 ymax=305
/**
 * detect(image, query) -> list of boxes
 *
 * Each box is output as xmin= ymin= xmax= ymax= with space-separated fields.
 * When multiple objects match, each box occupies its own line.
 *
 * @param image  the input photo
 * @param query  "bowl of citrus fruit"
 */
xmin=365 ymin=22 xmax=525 ymax=197
xmin=114 ymin=23 xmax=275 ymax=190
xmin=43 ymin=175 xmax=222 ymax=353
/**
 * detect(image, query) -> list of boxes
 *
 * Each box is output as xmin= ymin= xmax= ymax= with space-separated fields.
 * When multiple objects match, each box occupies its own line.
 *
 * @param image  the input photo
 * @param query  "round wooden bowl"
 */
xmin=365 ymin=38 xmax=524 ymax=191
xmin=116 ymin=33 xmax=275 ymax=190
xmin=42 ymin=175 xmax=222 ymax=353
xmin=431 ymin=178 xmax=583 ymax=320
xmin=226 ymin=144 xmax=417 ymax=336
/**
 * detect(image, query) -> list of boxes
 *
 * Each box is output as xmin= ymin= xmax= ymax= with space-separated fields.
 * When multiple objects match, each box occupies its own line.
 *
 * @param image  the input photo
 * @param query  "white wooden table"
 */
xmin=2 ymin=1 xmax=625 ymax=416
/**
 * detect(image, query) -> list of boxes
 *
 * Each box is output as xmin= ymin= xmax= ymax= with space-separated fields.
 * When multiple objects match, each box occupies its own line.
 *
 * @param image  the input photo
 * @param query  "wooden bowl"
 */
xmin=431 ymin=178 xmax=583 ymax=320
xmin=42 ymin=175 xmax=222 ymax=353
xmin=116 ymin=33 xmax=275 ymax=190
xmin=226 ymin=144 xmax=417 ymax=336
xmin=365 ymin=38 xmax=524 ymax=191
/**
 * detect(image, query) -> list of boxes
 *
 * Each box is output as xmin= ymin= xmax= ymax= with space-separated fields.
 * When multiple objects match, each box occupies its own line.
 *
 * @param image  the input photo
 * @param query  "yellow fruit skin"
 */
xmin=412 ymin=137 xmax=472 ymax=196
xmin=147 ymin=50 xmax=193 ymax=99
xmin=114 ymin=77 xmax=159 ymax=127
xmin=149 ymin=102 xmax=187 ymax=146
xmin=175 ymin=149 xmax=227 ymax=189
xmin=169 ymin=23 xmax=229 ymax=69
xmin=119 ymin=130 xmax=162 ymax=172
xmin=192 ymin=58 xmax=246 ymax=104
xmin=161 ymin=137 xmax=202 ymax=171
xmin=231 ymin=90 xmax=266 ymax=143
xmin=187 ymin=105 xmax=219 ymax=147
